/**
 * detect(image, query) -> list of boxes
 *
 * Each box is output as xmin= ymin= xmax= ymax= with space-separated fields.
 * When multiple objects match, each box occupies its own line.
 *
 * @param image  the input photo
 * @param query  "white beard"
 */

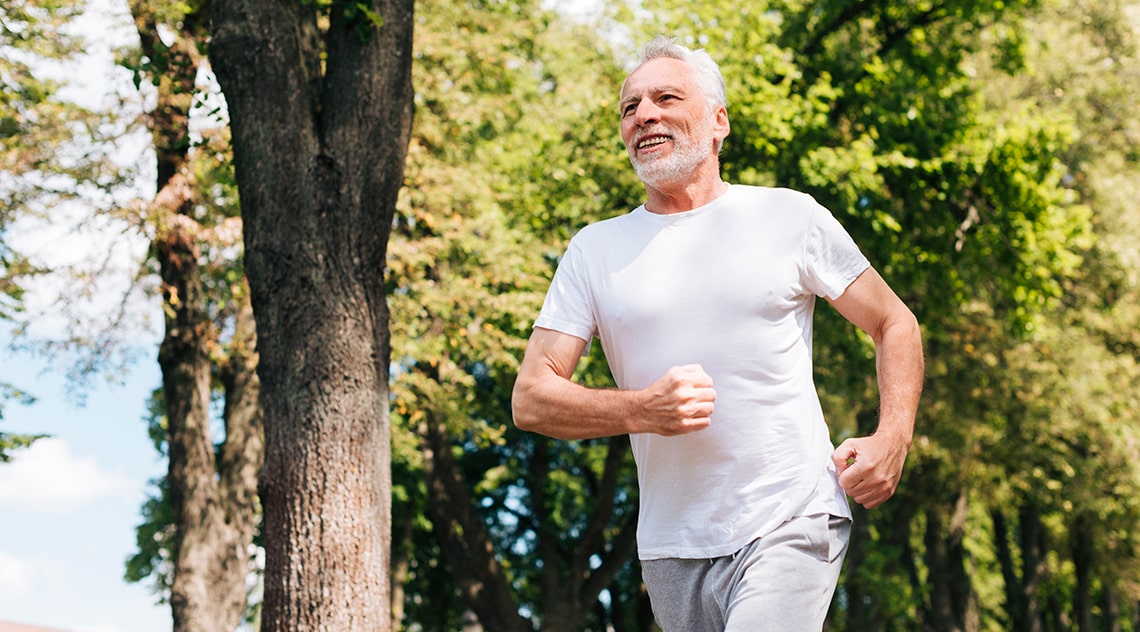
xmin=628 ymin=117 xmax=716 ymax=188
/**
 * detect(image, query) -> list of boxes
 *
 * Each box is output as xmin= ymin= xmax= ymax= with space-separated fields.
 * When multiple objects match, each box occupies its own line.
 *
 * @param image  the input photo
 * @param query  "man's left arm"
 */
xmin=826 ymin=266 xmax=924 ymax=509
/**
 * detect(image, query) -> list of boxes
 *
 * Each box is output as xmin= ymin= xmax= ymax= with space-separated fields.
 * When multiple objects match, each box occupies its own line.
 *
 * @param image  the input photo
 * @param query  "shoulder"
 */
xmin=568 ymin=208 xmax=643 ymax=246
xmin=728 ymin=184 xmax=822 ymax=211
xmin=723 ymin=185 xmax=832 ymax=232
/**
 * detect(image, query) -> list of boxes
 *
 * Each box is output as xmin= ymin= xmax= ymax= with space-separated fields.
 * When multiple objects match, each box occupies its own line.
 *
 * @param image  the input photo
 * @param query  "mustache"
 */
xmin=631 ymin=125 xmax=673 ymax=146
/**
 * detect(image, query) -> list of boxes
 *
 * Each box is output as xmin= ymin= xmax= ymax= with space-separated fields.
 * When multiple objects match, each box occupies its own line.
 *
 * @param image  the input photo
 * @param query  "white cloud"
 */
xmin=0 ymin=438 xmax=135 ymax=512
xmin=0 ymin=550 xmax=33 ymax=598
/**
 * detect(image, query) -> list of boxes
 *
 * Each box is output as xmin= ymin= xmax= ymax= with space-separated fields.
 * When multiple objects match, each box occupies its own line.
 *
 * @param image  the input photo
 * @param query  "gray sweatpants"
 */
xmin=641 ymin=513 xmax=851 ymax=632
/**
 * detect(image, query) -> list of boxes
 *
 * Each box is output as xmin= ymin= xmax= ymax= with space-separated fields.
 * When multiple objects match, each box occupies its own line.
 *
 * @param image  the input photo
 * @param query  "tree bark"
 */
xmin=155 ymin=182 xmax=234 ymax=632
xmin=157 ymin=226 xmax=263 ymax=632
xmin=992 ymin=509 xmax=1022 ymax=629
xmin=210 ymin=0 xmax=415 ymax=627
xmin=1101 ymin=586 xmax=1122 ymax=632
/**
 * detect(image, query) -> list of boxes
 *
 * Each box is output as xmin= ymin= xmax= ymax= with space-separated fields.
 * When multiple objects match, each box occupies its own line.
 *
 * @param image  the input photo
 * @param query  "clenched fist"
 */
xmin=639 ymin=364 xmax=716 ymax=436
xmin=831 ymin=431 xmax=910 ymax=509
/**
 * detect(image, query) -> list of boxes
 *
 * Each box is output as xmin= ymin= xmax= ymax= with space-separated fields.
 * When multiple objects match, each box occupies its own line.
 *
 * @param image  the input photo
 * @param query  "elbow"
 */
xmin=897 ymin=307 xmax=922 ymax=342
xmin=510 ymin=379 xmax=540 ymax=433
xmin=879 ymin=307 xmax=925 ymax=374
xmin=876 ymin=304 xmax=921 ymax=346
xmin=904 ymin=308 xmax=923 ymax=347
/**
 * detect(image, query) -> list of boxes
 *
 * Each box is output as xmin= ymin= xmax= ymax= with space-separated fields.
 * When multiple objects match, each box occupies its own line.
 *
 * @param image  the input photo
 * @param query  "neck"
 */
xmin=642 ymin=162 xmax=728 ymax=215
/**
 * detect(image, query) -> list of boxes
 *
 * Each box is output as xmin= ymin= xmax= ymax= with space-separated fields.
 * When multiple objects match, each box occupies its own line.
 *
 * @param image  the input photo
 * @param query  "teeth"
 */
xmin=638 ymin=137 xmax=668 ymax=149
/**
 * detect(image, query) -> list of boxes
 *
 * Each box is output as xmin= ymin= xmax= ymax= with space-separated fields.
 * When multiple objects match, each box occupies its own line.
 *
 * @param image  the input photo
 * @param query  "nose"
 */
xmin=632 ymin=98 xmax=661 ymax=126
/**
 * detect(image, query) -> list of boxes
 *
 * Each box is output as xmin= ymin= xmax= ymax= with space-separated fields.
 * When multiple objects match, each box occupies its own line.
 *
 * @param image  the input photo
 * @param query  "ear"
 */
xmin=713 ymin=105 xmax=730 ymax=144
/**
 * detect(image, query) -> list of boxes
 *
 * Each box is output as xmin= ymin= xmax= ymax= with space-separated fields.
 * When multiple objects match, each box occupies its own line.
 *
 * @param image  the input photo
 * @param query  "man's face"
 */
xmin=619 ymin=58 xmax=728 ymax=188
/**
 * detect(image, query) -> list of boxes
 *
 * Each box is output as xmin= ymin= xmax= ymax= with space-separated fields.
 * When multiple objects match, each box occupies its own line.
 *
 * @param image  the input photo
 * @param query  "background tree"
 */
xmin=117 ymin=0 xmax=264 ymax=630
xmin=970 ymin=1 xmax=1140 ymax=629
xmin=0 ymin=0 xmax=115 ymax=457
xmin=209 ymin=0 xmax=414 ymax=627
xmin=2 ymin=3 xmax=262 ymax=628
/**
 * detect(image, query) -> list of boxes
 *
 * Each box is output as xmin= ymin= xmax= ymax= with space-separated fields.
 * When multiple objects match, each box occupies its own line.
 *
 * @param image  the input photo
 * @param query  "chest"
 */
xmin=591 ymin=212 xmax=808 ymax=329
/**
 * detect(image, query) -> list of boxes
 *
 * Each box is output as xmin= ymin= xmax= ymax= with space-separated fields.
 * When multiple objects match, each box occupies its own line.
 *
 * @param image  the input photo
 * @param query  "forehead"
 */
xmin=620 ymin=57 xmax=699 ymax=102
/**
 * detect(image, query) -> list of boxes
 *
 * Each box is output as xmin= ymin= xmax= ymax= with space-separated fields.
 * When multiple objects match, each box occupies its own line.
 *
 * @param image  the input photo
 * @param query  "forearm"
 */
xmin=513 ymin=329 xmax=716 ymax=439
xmin=511 ymin=374 xmax=644 ymax=440
xmin=873 ymin=310 xmax=924 ymax=446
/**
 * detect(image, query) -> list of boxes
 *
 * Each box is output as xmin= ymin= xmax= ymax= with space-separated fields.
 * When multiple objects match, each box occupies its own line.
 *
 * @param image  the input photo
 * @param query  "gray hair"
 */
xmin=635 ymin=35 xmax=727 ymax=111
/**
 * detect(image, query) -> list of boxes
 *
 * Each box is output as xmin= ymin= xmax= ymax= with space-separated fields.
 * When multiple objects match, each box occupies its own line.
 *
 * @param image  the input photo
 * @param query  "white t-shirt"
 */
xmin=534 ymin=184 xmax=870 ymax=560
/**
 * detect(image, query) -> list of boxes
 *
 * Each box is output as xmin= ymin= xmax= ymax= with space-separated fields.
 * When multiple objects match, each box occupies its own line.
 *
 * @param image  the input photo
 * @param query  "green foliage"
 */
xmin=0 ymin=379 xmax=43 ymax=460
xmin=390 ymin=0 xmax=1140 ymax=626
xmin=1 ymin=0 xmax=94 ymax=319
xmin=1 ymin=0 xmax=124 ymax=213
xmin=124 ymin=476 xmax=175 ymax=601
xmin=1 ymin=0 xmax=129 ymax=453
xmin=344 ymin=1 xmax=383 ymax=40
xmin=0 ymin=429 xmax=41 ymax=461
xmin=1 ymin=0 xmax=150 ymax=400
xmin=386 ymin=0 xmax=645 ymax=626
xmin=0 ymin=236 xmax=36 ymax=322
xmin=0 ymin=379 xmax=40 ymax=461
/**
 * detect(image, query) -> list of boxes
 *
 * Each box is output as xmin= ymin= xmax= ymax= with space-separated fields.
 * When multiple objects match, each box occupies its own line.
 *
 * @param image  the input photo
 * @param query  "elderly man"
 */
xmin=512 ymin=35 xmax=923 ymax=631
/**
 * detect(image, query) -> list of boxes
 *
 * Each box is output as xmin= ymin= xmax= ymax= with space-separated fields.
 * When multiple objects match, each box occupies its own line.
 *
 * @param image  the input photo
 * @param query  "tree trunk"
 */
xmin=921 ymin=488 xmax=974 ymax=632
xmin=390 ymin=506 xmax=414 ymax=629
xmin=156 ymin=184 xmax=240 ymax=632
xmin=151 ymin=106 xmax=264 ymax=632
xmin=992 ymin=509 xmax=1023 ymax=630
xmin=420 ymin=409 xmax=533 ymax=632
xmin=1018 ymin=505 xmax=1046 ymax=632
xmin=1072 ymin=513 xmax=1094 ymax=632
xmin=211 ymin=1 xmax=415 ymax=625
xmin=537 ymin=436 xmax=639 ymax=632
xmin=923 ymin=504 xmax=957 ymax=632
xmin=134 ymin=1 xmax=262 ymax=629
xmin=1101 ymin=586 xmax=1121 ymax=632
xmin=995 ymin=505 xmax=1047 ymax=632
xmin=159 ymin=256 xmax=262 ymax=632
xmin=216 ymin=289 xmax=265 ymax=623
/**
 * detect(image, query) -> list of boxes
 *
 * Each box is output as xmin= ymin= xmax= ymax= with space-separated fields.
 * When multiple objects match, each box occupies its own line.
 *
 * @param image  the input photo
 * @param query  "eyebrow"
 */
xmin=619 ymin=85 xmax=687 ymax=109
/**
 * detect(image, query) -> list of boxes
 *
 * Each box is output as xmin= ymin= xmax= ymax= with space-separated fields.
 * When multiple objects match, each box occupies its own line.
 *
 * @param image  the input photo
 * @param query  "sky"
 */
xmin=0 ymin=357 xmax=171 ymax=632
xmin=0 ymin=0 xmax=173 ymax=629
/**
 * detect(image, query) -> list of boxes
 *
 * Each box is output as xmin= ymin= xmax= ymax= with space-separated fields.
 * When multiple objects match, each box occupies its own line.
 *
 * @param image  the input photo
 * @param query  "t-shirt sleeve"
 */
xmin=534 ymin=238 xmax=597 ymax=344
xmin=801 ymin=200 xmax=871 ymax=300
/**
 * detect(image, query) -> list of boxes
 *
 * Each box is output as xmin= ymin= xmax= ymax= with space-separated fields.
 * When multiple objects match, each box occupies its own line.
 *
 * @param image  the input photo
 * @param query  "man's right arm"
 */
xmin=511 ymin=327 xmax=716 ymax=440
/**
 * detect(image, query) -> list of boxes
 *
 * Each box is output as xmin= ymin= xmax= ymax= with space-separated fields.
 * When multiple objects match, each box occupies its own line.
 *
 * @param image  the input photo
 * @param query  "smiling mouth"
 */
xmin=636 ymin=135 xmax=670 ymax=150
